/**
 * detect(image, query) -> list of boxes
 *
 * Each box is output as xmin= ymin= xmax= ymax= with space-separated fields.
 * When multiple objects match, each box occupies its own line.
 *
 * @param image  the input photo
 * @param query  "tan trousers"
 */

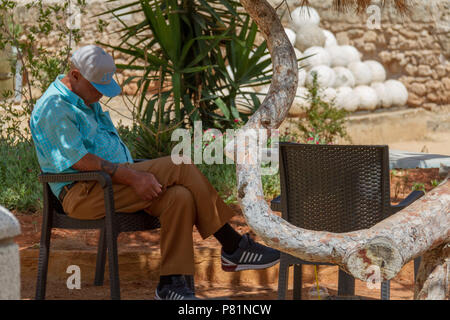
xmin=61 ymin=156 xmax=236 ymax=276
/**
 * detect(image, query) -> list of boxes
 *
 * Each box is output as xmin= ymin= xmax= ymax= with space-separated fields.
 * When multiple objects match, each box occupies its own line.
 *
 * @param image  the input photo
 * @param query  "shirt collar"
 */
xmin=53 ymin=74 xmax=94 ymax=111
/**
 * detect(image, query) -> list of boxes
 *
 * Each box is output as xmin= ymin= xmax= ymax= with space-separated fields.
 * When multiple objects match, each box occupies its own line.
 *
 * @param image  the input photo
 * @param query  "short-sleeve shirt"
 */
xmin=30 ymin=74 xmax=134 ymax=198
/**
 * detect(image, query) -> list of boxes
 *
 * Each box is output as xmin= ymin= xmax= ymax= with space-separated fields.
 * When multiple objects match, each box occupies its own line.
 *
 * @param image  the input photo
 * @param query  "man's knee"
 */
xmin=165 ymin=185 xmax=195 ymax=216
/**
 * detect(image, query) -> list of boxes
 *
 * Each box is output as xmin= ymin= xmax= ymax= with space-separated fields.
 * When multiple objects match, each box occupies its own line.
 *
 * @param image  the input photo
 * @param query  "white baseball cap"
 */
xmin=70 ymin=45 xmax=121 ymax=97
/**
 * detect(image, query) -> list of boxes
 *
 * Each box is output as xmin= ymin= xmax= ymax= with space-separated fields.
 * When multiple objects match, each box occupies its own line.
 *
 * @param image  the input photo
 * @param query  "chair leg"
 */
xmin=381 ymin=280 xmax=390 ymax=300
xmin=337 ymin=268 xmax=355 ymax=296
xmin=277 ymin=255 xmax=290 ymax=300
xmin=35 ymin=208 xmax=53 ymax=300
xmin=293 ymin=264 xmax=303 ymax=300
xmin=105 ymin=224 xmax=120 ymax=300
xmin=94 ymin=227 xmax=107 ymax=286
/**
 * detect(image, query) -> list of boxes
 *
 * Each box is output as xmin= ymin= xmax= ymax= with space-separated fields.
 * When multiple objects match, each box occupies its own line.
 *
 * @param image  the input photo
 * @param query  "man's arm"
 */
xmin=71 ymin=153 xmax=162 ymax=201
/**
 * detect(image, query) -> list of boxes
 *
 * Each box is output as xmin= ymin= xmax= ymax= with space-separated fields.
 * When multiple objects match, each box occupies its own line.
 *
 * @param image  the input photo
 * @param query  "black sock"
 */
xmin=213 ymin=223 xmax=242 ymax=255
xmin=158 ymin=274 xmax=181 ymax=290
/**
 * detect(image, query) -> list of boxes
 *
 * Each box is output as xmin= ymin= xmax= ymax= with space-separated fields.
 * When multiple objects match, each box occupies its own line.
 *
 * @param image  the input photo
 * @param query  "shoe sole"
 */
xmin=221 ymin=256 xmax=280 ymax=272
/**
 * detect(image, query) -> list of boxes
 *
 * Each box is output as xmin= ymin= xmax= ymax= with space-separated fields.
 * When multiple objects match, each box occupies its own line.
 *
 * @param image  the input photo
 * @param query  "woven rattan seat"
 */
xmin=271 ymin=143 xmax=424 ymax=300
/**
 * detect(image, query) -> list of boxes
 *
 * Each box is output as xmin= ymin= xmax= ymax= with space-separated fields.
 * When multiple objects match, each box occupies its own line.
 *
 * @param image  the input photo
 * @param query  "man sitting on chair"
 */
xmin=30 ymin=45 xmax=279 ymax=300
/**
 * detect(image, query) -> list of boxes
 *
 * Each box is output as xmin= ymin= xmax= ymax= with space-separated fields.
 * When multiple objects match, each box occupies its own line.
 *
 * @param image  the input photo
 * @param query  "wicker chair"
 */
xmin=35 ymin=159 xmax=194 ymax=300
xmin=271 ymin=143 xmax=424 ymax=300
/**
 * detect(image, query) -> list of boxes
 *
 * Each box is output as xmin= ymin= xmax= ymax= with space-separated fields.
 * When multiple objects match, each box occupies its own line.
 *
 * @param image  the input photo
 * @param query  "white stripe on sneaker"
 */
xmin=247 ymin=253 xmax=254 ymax=263
xmin=257 ymin=254 xmax=263 ymax=262
xmin=239 ymin=251 xmax=248 ymax=263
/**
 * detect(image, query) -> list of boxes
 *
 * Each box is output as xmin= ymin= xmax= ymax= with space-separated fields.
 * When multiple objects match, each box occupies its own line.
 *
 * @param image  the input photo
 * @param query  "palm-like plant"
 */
xmin=99 ymin=0 xmax=273 ymax=130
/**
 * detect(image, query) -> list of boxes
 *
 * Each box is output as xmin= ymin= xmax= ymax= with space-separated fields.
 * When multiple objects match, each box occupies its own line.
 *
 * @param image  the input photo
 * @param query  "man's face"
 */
xmin=70 ymin=69 xmax=103 ymax=105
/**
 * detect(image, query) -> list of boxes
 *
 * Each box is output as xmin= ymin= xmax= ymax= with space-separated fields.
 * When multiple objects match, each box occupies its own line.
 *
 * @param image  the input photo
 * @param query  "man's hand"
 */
xmin=72 ymin=153 xmax=163 ymax=201
xmin=130 ymin=172 xmax=163 ymax=201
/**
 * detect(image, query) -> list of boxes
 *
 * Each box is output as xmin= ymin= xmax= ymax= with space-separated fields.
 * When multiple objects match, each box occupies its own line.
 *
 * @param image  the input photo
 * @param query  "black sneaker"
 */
xmin=221 ymin=233 xmax=280 ymax=272
xmin=154 ymin=276 xmax=199 ymax=300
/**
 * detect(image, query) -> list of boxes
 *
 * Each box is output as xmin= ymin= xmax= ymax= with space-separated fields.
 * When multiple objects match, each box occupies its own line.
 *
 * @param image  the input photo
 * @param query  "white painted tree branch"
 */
xmin=236 ymin=0 xmax=450 ymax=291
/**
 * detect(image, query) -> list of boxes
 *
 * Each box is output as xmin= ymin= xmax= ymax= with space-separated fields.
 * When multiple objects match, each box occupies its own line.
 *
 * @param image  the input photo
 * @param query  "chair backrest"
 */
xmin=279 ymin=142 xmax=391 ymax=233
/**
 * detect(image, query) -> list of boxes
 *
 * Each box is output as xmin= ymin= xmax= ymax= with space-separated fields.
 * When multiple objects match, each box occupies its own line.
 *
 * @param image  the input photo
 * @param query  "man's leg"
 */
xmin=123 ymin=156 xmax=236 ymax=240
xmin=62 ymin=156 xmax=279 ymax=298
xmin=146 ymin=185 xmax=196 ymax=276
xmin=125 ymin=157 xmax=279 ymax=274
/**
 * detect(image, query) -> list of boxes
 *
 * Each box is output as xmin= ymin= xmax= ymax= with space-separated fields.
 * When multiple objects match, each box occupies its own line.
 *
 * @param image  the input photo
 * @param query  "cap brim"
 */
xmin=91 ymin=79 xmax=121 ymax=98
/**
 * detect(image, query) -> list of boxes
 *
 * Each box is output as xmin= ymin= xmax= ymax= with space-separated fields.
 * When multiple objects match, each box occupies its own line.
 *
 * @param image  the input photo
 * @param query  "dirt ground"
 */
xmin=14 ymin=168 xmax=442 ymax=300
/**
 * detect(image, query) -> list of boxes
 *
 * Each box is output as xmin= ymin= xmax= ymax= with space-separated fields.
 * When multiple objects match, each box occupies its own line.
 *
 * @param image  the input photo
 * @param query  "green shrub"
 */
xmin=0 ymin=138 xmax=42 ymax=212
xmin=295 ymin=73 xmax=351 ymax=144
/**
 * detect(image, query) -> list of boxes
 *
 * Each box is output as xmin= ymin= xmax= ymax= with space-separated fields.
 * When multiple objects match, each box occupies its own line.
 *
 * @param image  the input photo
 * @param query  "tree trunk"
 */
xmin=236 ymin=0 xmax=450 ymax=296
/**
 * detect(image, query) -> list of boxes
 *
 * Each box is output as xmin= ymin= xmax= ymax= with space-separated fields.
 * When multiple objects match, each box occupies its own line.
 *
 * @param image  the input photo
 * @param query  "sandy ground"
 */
xmin=388 ymin=132 xmax=450 ymax=155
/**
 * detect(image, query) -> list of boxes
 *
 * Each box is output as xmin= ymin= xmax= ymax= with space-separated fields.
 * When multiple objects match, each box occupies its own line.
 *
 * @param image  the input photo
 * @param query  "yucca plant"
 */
xmin=210 ymin=14 xmax=273 ymax=125
xmin=98 ymin=0 xmax=275 ymax=134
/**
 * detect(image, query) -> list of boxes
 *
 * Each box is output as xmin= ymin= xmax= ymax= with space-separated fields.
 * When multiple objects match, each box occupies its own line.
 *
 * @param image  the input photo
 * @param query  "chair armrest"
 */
xmin=38 ymin=171 xmax=112 ymax=189
xmin=389 ymin=190 xmax=425 ymax=215
xmin=271 ymin=195 xmax=282 ymax=212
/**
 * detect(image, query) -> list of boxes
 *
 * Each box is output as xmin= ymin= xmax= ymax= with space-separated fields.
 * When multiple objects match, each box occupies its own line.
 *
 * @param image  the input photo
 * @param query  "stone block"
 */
xmin=410 ymin=83 xmax=427 ymax=97
xmin=418 ymin=65 xmax=433 ymax=76
xmin=0 ymin=206 xmax=21 ymax=300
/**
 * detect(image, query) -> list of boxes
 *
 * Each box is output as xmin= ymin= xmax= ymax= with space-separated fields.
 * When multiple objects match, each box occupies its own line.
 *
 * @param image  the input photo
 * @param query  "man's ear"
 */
xmin=70 ymin=69 xmax=81 ymax=81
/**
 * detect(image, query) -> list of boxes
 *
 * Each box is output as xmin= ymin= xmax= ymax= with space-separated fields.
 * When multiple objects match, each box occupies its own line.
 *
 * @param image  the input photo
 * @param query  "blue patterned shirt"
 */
xmin=30 ymin=75 xmax=133 ymax=198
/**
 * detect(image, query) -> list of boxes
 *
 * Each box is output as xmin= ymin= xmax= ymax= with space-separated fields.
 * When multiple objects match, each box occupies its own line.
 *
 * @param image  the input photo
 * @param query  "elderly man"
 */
xmin=30 ymin=45 xmax=279 ymax=300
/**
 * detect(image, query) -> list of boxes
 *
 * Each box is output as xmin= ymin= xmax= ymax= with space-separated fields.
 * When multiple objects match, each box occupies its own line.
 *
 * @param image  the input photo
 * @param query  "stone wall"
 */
xmin=13 ymin=0 xmax=450 ymax=109
xmin=278 ymin=0 xmax=450 ymax=110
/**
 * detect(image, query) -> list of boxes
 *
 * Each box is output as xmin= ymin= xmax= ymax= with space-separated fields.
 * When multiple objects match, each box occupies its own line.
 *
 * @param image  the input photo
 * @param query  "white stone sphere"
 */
xmin=306 ymin=65 xmax=336 ymax=88
xmin=294 ymin=48 xmax=303 ymax=69
xmin=364 ymin=60 xmax=386 ymax=83
xmin=335 ymin=86 xmax=359 ymax=111
xmin=298 ymin=68 xmax=307 ymax=87
xmin=322 ymin=29 xmax=337 ymax=47
xmin=294 ymin=48 xmax=302 ymax=59
xmin=236 ymin=87 xmax=257 ymax=113
xmin=302 ymin=46 xmax=331 ymax=69
xmin=291 ymin=6 xmax=320 ymax=29
xmin=342 ymin=45 xmax=361 ymax=62
xmin=258 ymin=52 xmax=272 ymax=73
xmin=255 ymin=84 xmax=270 ymax=94
xmin=384 ymin=80 xmax=408 ymax=107
xmin=348 ymin=61 xmax=373 ymax=85
xmin=371 ymin=82 xmax=392 ymax=108
xmin=326 ymin=46 xmax=348 ymax=67
xmin=289 ymin=86 xmax=310 ymax=117
xmin=353 ymin=85 xmax=379 ymax=110
xmin=294 ymin=24 xmax=326 ymax=52
xmin=284 ymin=28 xmax=297 ymax=46
xmin=333 ymin=67 xmax=356 ymax=88
xmin=320 ymin=87 xmax=337 ymax=104
xmin=226 ymin=65 xmax=234 ymax=81
xmin=327 ymin=45 xmax=361 ymax=67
